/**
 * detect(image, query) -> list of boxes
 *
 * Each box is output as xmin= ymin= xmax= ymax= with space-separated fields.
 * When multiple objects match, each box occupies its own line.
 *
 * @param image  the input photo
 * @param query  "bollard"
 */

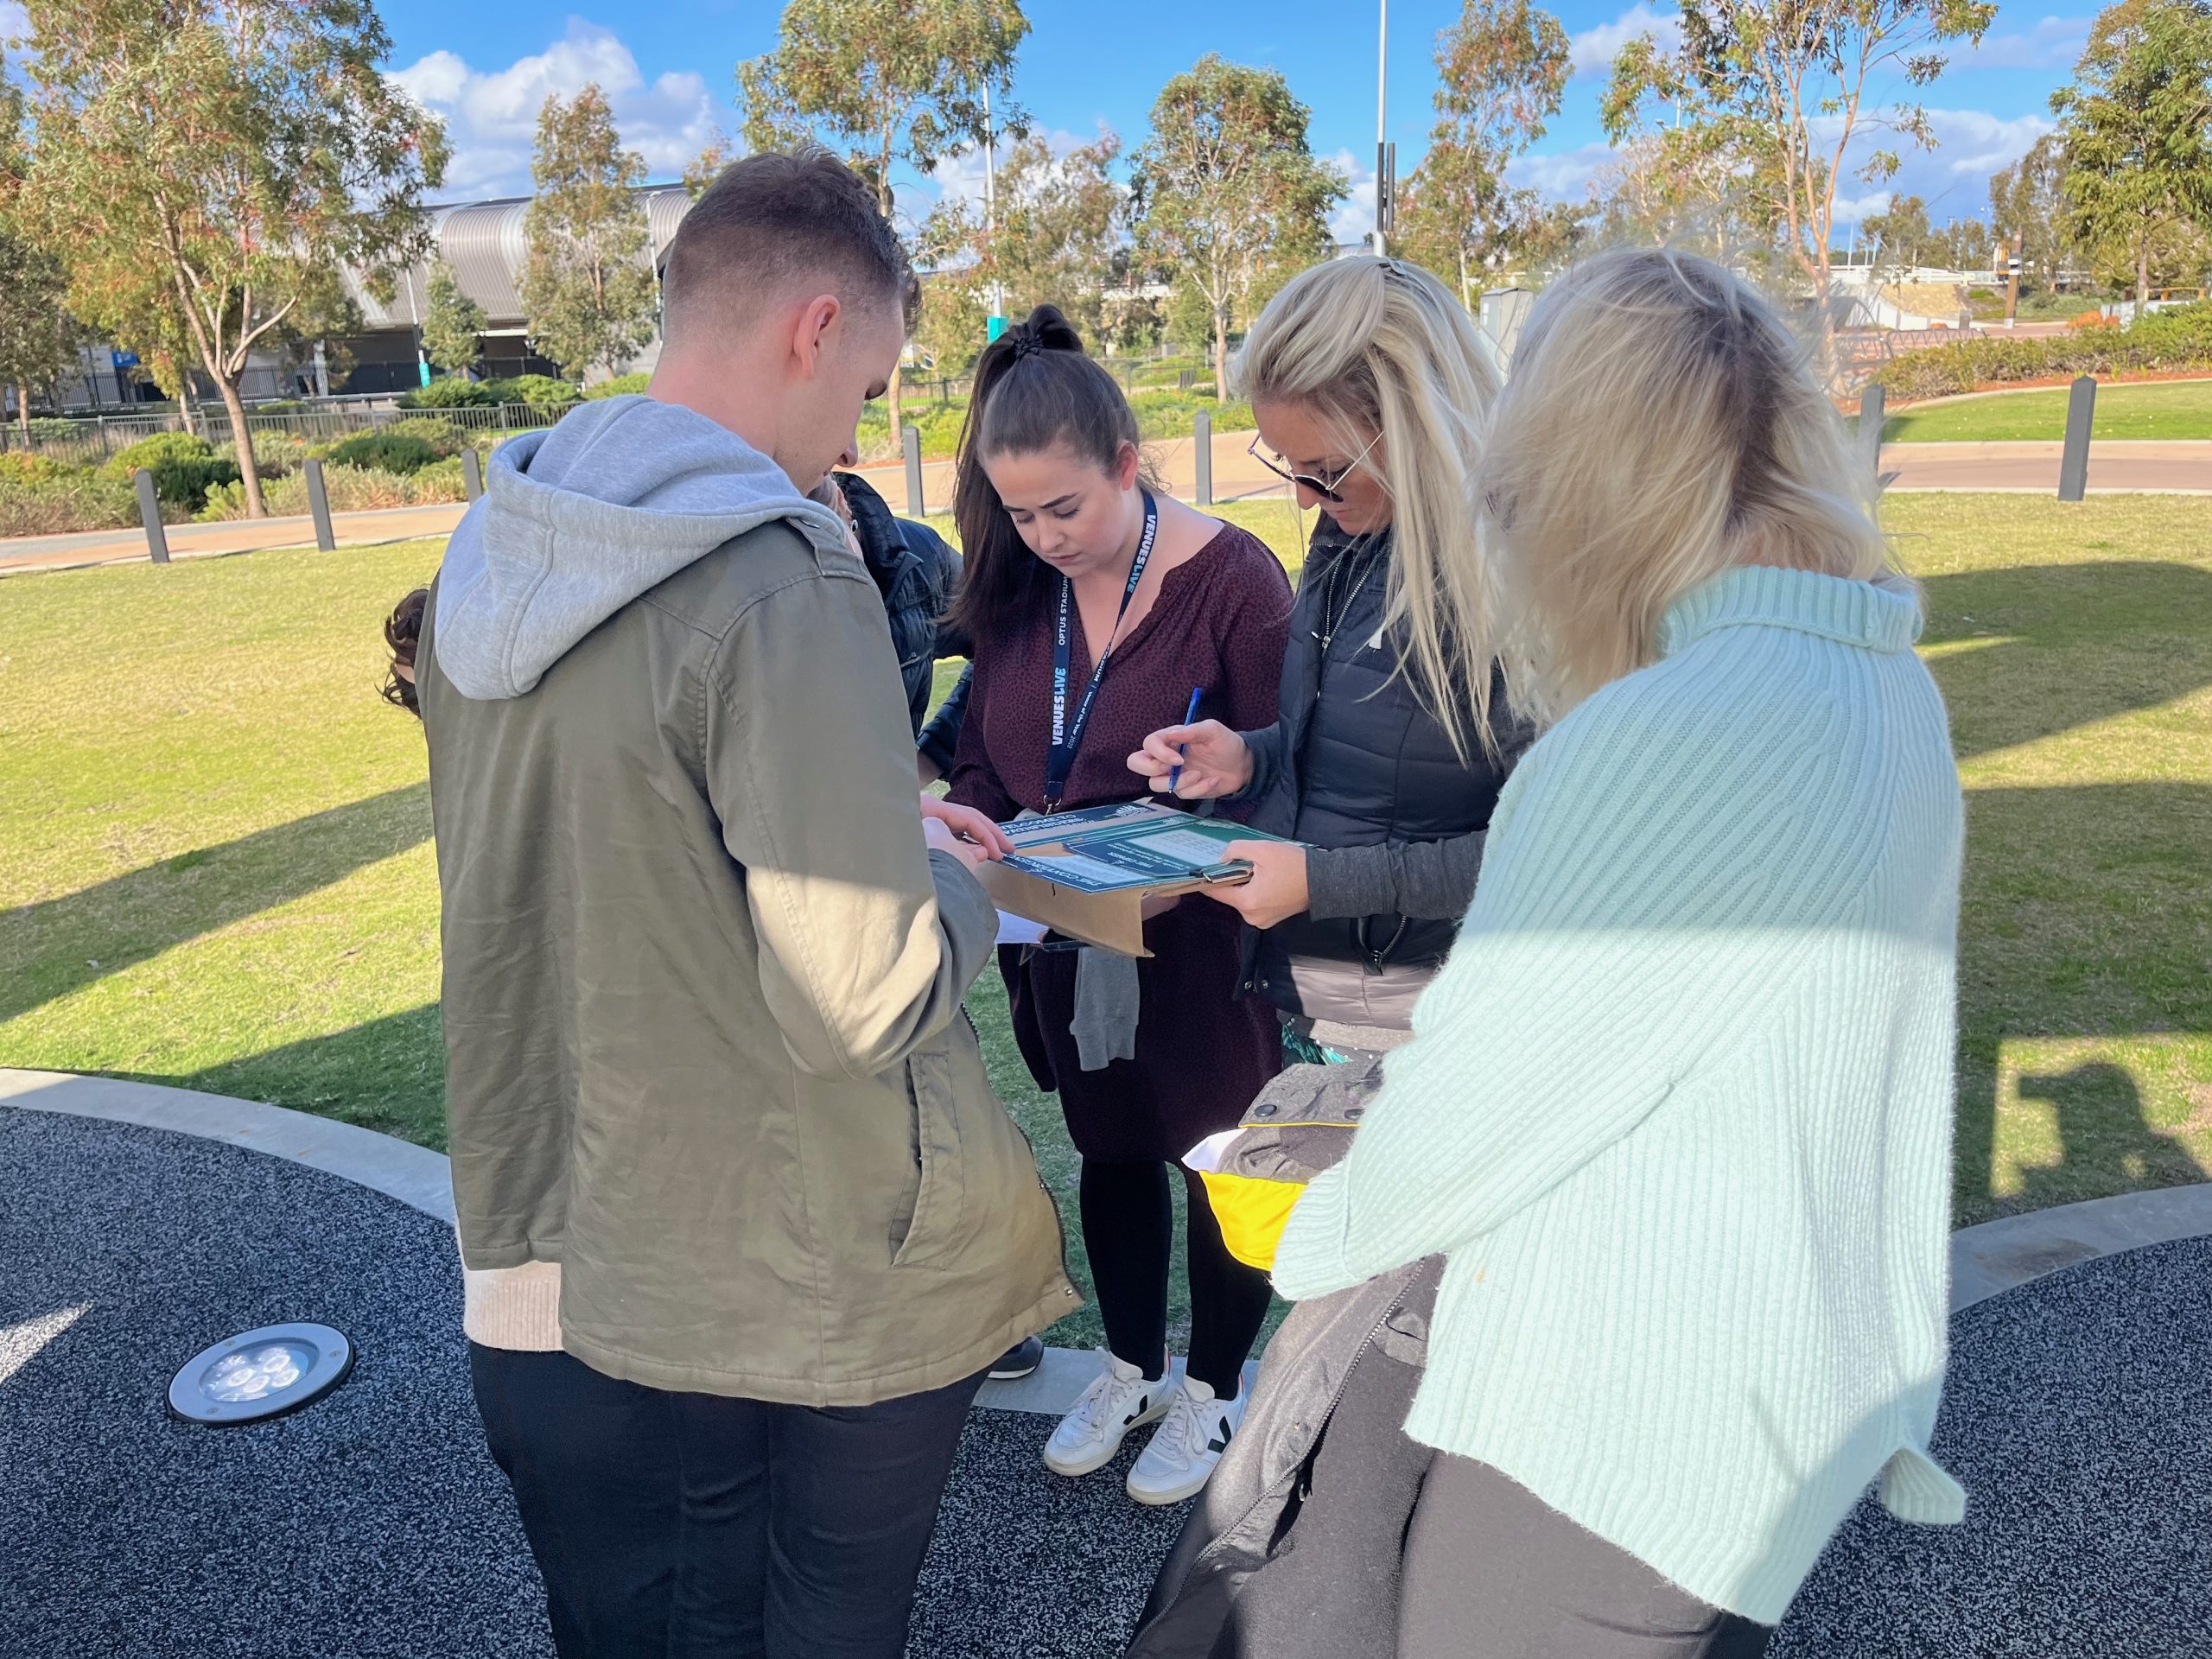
xmin=2057 ymin=375 xmax=2095 ymax=502
xmin=1859 ymin=384 xmax=1885 ymax=482
xmin=462 ymin=446 xmax=484 ymax=502
xmin=304 ymin=457 xmax=336 ymax=550
xmin=1194 ymin=410 xmax=1213 ymax=505
xmin=133 ymin=467 xmax=170 ymax=565
xmin=903 ymin=423 xmax=925 ymax=518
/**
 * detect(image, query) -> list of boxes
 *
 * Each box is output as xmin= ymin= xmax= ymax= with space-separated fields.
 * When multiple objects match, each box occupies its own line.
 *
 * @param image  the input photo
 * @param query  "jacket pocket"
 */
xmin=891 ymin=1041 xmax=969 ymax=1269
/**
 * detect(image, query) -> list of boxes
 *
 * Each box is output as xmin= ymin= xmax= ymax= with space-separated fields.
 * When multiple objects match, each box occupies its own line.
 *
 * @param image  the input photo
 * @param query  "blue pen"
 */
xmin=1168 ymin=686 xmax=1203 ymax=796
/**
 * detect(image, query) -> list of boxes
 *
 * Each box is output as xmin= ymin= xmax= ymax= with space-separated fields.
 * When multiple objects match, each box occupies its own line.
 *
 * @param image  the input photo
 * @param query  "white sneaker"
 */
xmin=1042 ymin=1350 xmax=1170 ymax=1478
xmin=1126 ymin=1374 xmax=1248 ymax=1505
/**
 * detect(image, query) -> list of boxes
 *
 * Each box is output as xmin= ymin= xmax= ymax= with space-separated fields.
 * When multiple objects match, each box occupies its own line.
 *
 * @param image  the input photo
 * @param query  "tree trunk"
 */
xmin=1212 ymin=305 xmax=1228 ymax=402
xmin=213 ymin=372 xmax=265 ymax=518
xmin=878 ymin=176 xmax=903 ymax=444
xmin=178 ymin=375 xmax=200 ymax=438
xmin=2137 ymin=231 xmax=2150 ymax=309
xmin=15 ymin=384 xmax=29 ymax=441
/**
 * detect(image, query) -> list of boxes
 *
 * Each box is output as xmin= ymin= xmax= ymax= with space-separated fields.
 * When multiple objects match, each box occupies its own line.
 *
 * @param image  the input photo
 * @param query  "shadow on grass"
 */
xmin=105 ymin=1002 xmax=448 ymax=1151
xmin=1914 ymin=563 xmax=2212 ymax=1216
xmin=1918 ymin=563 xmax=2212 ymax=762
xmin=1951 ymin=779 xmax=2211 ymax=1216
xmin=1 ymin=785 xmax=430 ymax=1030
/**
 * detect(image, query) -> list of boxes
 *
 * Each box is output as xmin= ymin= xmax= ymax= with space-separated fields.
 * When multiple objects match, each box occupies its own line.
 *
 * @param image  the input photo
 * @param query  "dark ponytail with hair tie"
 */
xmin=948 ymin=305 xmax=1153 ymax=644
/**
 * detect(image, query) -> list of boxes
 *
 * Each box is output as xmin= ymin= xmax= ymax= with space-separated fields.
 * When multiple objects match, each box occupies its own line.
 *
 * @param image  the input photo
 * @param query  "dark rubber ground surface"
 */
xmin=3 ymin=1105 xmax=2204 ymax=1658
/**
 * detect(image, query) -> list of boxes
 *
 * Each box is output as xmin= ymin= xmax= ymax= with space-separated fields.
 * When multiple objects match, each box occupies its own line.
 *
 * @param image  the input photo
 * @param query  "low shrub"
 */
xmin=1129 ymin=390 xmax=1255 ymax=441
xmin=226 ymin=432 xmax=311 ymax=475
xmin=326 ymin=430 xmax=442 ymax=474
xmin=102 ymin=430 xmax=215 ymax=476
xmin=376 ymin=416 xmax=470 ymax=456
xmin=93 ymin=432 xmax=240 ymax=510
xmin=1871 ymin=301 xmax=2212 ymax=401
xmin=397 ymin=378 xmax=498 ymax=409
xmin=498 ymin=374 xmax=585 ymax=410
xmin=27 ymin=416 xmax=81 ymax=441
xmin=398 ymin=372 xmax=582 ymax=412
xmin=0 ymin=449 xmax=81 ymax=484
xmin=0 ymin=470 xmax=143 ymax=535
xmin=197 ymin=459 xmax=469 ymax=520
xmin=583 ymin=372 xmax=651 ymax=399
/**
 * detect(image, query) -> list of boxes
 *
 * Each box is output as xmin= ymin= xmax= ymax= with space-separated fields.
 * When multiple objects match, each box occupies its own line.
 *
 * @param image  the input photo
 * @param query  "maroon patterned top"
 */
xmin=947 ymin=524 xmax=1292 ymax=821
xmin=949 ymin=522 xmax=1294 ymax=1163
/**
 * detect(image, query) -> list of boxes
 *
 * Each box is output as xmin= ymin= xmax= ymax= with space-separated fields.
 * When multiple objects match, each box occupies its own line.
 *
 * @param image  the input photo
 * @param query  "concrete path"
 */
xmin=5 ymin=1068 xmax=2211 ymax=1655
xmin=7 ymin=434 xmax=2202 ymax=576
xmin=0 ymin=501 xmax=472 ymax=575
xmin=1880 ymin=439 xmax=2212 ymax=494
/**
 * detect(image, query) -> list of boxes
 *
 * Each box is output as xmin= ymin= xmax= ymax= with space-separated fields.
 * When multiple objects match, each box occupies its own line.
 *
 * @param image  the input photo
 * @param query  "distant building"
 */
xmin=39 ymin=185 xmax=693 ymax=412
xmin=331 ymin=185 xmax=694 ymax=394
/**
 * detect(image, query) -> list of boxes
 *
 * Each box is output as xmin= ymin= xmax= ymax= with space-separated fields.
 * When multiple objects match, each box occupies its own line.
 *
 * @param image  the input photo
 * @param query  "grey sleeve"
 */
xmin=1305 ymin=829 xmax=1490 ymax=924
xmin=1233 ymin=720 xmax=1292 ymax=804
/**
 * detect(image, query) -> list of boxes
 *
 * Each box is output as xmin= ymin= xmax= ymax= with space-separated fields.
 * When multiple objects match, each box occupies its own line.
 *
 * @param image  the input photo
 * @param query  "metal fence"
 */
xmin=0 ymin=398 xmax=575 ymax=468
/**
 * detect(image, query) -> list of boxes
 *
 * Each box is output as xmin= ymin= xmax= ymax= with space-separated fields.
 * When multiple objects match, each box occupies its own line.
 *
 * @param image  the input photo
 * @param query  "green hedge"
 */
xmin=0 ymin=470 xmax=143 ymax=535
xmin=94 ymin=433 xmax=240 ymax=510
xmin=583 ymin=372 xmax=651 ymax=399
xmin=1872 ymin=302 xmax=2212 ymax=402
xmin=397 ymin=373 xmax=583 ymax=410
xmin=327 ymin=431 xmax=442 ymax=475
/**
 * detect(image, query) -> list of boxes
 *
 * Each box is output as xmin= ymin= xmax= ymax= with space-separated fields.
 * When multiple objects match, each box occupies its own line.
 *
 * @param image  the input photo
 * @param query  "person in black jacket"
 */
xmin=1122 ymin=254 xmax=1529 ymax=1656
xmin=823 ymin=468 xmax=970 ymax=780
xmin=1129 ymin=255 xmax=1530 ymax=1052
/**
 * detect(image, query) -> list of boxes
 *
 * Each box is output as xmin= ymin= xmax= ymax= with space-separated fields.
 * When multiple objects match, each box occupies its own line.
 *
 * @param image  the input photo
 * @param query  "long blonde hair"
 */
xmin=1484 ymin=248 xmax=1902 ymax=723
xmin=1234 ymin=256 xmax=1502 ymax=755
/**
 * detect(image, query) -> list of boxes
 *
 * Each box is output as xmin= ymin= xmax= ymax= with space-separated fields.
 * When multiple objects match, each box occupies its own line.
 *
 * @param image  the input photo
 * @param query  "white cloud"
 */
xmin=1953 ymin=14 xmax=2093 ymax=71
xmin=1829 ymin=190 xmax=1895 ymax=229
xmin=1568 ymin=3 xmax=1681 ymax=79
xmin=1826 ymin=107 xmax=2053 ymax=223
xmin=1507 ymin=142 xmax=1619 ymax=200
xmin=1331 ymin=149 xmax=1378 ymax=247
xmin=391 ymin=21 xmax=722 ymax=200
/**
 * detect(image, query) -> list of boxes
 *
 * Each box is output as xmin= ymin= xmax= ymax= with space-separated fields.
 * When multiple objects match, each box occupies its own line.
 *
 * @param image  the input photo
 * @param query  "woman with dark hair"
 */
xmin=382 ymin=588 xmax=429 ymax=714
xmin=944 ymin=306 xmax=1292 ymax=1505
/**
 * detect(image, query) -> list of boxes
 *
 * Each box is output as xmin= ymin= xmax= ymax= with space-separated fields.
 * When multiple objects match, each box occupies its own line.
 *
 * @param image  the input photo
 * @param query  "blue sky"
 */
xmin=374 ymin=0 xmax=2100 ymax=235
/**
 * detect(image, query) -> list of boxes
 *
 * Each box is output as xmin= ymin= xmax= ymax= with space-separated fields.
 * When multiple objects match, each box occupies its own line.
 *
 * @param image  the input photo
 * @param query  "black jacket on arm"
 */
xmin=834 ymin=470 xmax=968 ymax=762
xmin=1236 ymin=518 xmax=1531 ymax=1028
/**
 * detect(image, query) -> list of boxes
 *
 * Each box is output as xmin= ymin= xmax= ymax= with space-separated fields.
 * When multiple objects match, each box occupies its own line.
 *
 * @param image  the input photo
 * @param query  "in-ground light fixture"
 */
xmin=168 ymin=1323 xmax=354 ymax=1427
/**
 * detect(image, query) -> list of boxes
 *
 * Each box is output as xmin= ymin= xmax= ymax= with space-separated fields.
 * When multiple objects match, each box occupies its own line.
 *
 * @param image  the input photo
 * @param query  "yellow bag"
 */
xmin=1196 ymin=1168 xmax=1306 ymax=1273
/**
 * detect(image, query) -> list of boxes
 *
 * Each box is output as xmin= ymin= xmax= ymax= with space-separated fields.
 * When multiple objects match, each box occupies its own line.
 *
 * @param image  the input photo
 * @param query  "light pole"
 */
xmin=1373 ymin=0 xmax=1389 ymax=257
xmin=984 ymin=80 xmax=1007 ymax=344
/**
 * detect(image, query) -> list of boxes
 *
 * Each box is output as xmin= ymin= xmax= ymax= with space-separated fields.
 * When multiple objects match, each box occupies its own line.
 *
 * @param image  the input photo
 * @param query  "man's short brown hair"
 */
xmin=661 ymin=148 xmax=918 ymax=345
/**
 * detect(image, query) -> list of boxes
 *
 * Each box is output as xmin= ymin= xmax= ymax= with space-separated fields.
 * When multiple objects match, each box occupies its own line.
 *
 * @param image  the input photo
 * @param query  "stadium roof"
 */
xmin=342 ymin=185 xmax=694 ymax=334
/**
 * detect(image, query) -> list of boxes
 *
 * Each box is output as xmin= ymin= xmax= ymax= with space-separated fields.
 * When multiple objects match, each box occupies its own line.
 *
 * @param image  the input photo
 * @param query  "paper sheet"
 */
xmin=995 ymin=910 xmax=1050 ymax=946
xmin=1180 ymin=1128 xmax=1241 ymax=1175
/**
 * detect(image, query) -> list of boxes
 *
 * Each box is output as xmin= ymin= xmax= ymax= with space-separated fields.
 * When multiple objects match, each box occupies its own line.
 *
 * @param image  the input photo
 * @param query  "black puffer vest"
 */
xmin=1243 ymin=521 xmax=1512 ymax=1025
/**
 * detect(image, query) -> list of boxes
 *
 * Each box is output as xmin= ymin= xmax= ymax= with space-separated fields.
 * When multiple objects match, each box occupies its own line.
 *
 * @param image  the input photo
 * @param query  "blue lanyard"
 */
xmin=1045 ymin=491 xmax=1159 ymax=812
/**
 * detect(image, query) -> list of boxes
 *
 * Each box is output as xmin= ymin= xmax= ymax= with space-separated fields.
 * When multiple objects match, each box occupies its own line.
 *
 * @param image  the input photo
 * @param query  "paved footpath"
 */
xmin=4 ymin=436 xmax=2204 ymax=576
xmin=3 ymin=1069 xmax=2209 ymax=1657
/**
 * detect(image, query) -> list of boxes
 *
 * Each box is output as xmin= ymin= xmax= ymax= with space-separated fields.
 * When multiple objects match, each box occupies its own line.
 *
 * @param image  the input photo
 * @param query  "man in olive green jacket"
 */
xmin=419 ymin=151 xmax=1073 ymax=1658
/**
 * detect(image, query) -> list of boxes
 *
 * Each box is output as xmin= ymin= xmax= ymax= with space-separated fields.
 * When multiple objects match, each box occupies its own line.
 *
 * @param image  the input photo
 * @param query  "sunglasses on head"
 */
xmin=1247 ymin=430 xmax=1382 ymax=504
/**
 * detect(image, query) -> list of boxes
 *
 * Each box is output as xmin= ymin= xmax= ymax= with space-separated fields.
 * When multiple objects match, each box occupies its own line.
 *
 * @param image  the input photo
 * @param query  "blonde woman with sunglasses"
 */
xmin=1203 ymin=249 xmax=1965 ymax=1657
xmin=1129 ymin=255 xmax=1531 ymax=1065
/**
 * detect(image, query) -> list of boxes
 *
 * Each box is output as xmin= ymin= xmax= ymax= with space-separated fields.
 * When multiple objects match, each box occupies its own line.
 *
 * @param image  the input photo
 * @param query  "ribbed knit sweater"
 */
xmin=1270 ymin=564 xmax=1967 ymax=1624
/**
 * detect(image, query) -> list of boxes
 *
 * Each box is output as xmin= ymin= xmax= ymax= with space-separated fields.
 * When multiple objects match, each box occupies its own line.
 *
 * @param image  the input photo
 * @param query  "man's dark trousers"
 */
xmin=470 ymin=1343 xmax=984 ymax=1658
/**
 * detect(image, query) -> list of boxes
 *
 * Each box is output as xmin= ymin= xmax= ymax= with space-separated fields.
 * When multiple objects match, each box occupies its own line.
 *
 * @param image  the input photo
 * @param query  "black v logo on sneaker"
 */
xmin=1207 ymin=1422 xmax=1233 ymax=1454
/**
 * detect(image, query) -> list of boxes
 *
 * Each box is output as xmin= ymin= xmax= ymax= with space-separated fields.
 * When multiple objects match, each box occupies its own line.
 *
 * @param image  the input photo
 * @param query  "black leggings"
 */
xmin=1079 ymin=1158 xmax=1274 ymax=1397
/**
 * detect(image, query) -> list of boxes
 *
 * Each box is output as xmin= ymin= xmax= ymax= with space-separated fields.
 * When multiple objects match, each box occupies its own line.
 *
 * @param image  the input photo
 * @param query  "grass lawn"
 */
xmin=3 ymin=493 xmax=2206 ymax=1351
xmin=1874 ymin=378 xmax=2212 ymax=442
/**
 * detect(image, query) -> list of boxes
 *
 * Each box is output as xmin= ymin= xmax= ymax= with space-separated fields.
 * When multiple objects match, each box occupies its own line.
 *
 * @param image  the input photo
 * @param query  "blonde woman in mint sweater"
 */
xmin=1268 ymin=248 xmax=1967 ymax=1656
